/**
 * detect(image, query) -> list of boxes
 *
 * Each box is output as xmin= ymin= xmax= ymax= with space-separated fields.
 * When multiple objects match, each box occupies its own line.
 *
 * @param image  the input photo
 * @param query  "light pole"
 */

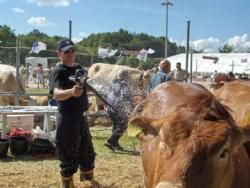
xmin=161 ymin=0 xmax=173 ymax=58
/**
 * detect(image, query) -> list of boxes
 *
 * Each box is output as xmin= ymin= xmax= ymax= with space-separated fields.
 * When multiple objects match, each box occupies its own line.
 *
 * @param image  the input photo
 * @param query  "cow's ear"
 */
xmin=128 ymin=116 xmax=161 ymax=137
xmin=232 ymin=125 xmax=250 ymax=151
xmin=240 ymin=125 xmax=250 ymax=143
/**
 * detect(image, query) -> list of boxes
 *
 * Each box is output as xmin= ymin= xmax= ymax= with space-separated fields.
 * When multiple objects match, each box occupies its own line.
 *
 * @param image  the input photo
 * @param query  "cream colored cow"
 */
xmin=0 ymin=64 xmax=26 ymax=105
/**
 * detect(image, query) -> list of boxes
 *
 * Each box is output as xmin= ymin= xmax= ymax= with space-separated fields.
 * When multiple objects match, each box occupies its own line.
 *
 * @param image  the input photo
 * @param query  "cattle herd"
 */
xmin=1 ymin=63 xmax=250 ymax=188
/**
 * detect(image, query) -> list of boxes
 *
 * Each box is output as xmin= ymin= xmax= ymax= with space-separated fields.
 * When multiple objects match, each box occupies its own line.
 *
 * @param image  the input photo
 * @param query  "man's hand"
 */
xmin=71 ymin=84 xmax=83 ymax=97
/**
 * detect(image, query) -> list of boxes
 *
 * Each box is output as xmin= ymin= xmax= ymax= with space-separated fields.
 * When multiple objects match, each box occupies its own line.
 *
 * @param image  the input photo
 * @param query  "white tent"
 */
xmin=25 ymin=57 xmax=48 ymax=68
xmin=167 ymin=53 xmax=250 ymax=74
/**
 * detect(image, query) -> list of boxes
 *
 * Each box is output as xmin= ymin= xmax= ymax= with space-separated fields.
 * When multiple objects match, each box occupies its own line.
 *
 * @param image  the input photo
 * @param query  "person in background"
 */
xmin=148 ymin=58 xmax=172 ymax=93
xmin=36 ymin=63 xmax=44 ymax=88
xmin=49 ymin=38 xmax=96 ymax=188
xmin=28 ymin=64 xmax=34 ymax=86
xmin=104 ymin=69 xmax=132 ymax=151
xmin=211 ymin=70 xmax=218 ymax=82
xmin=228 ymin=71 xmax=235 ymax=79
xmin=170 ymin=62 xmax=189 ymax=82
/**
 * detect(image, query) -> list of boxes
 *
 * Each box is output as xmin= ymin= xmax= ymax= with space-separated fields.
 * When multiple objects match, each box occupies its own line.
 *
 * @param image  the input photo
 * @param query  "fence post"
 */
xmin=15 ymin=39 xmax=21 ymax=106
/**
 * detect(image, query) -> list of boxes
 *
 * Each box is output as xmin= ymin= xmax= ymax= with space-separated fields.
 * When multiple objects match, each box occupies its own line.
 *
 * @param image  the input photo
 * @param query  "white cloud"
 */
xmin=72 ymin=32 xmax=90 ymax=43
xmin=12 ymin=7 xmax=25 ymax=13
xmin=27 ymin=17 xmax=51 ymax=27
xmin=174 ymin=34 xmax=250 ymax=53
xmin=79 ymin=32 xmax=90 ymax=39
xmin=26 ymin=0 xmax=70 ymax=7
xmin=191 ymin=37 xmax=221 ymax=53
xmin=227 ymin=34 xmax=250 ymax=52
xmin=107 ymin=5 xmax=162 ymax=15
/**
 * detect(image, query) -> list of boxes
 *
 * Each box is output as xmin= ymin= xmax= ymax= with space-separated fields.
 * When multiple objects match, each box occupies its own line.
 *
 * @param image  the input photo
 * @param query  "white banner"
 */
xmin=30 ymin=41 xmax=47 ymax=54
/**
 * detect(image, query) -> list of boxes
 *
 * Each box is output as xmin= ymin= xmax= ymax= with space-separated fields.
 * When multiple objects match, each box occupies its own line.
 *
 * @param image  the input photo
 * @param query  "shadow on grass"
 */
xmin=93 ymin=135 xmax=109 ymax=140
xmin=114 ymin=149 xmax=140 ymax=156
xmin=0 ymin=153 xmax=57 ymax=162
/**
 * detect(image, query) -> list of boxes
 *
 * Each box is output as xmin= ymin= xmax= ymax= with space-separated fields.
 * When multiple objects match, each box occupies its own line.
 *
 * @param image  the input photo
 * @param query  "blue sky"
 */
xmin=1 ymin=0 xmax=250 ymax=52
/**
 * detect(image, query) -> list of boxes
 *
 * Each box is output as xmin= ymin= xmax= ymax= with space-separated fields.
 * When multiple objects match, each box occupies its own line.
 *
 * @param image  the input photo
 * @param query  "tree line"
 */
xmin=0 ymin=24 xmax=238 ymax=70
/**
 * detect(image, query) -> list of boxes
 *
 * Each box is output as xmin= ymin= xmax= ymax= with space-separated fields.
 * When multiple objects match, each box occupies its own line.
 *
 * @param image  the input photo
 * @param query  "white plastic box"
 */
xmin=7 ymin=114 xmax=34 ymax=131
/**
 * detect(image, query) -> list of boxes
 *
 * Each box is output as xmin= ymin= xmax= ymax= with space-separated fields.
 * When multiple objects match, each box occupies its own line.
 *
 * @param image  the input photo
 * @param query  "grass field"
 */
xmin=26 ymin=88 xmax=49 ymax=94
xmin=0 ymin=125 xmax=144 ymax=188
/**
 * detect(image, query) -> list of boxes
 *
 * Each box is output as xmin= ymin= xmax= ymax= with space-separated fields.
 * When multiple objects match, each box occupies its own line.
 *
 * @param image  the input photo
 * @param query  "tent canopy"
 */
xmin=25 ymin=57 xmax=48 ymax=68
xmin=167 ymin=53 xmax=250 ymax=74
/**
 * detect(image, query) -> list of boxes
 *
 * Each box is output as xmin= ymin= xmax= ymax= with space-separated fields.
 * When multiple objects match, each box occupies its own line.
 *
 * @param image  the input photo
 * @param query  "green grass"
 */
xmin=91 ymin=126 xmax=140 ymax=154
xmin=0 ymin=126 xmax=144 ymax=187
xmin=26 ymin=88 xmax=49 ymax=94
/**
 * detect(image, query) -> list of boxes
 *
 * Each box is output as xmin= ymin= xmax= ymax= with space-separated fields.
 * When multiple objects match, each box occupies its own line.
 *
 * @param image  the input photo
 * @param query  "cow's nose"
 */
xmin=155 ymin=182 xmax=183 ymax=188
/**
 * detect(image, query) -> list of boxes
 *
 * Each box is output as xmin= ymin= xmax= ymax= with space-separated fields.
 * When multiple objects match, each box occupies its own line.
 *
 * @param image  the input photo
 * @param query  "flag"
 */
xmin=137 ymin=49 xmax=148 ymax=62
xmin=137 ymin=48 xmax=155 ymax=62
xmin=147 ymin=48 xmax=155 ymax=54
xmin=98 ymin=47 xmax=118 ymax=58
xmin=30 ymin=41 xmax=47 ymax=54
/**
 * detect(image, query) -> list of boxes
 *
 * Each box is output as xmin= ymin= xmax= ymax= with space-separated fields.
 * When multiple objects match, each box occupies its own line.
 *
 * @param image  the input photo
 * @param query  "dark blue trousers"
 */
xmin=56 ymin=112 xmax=95 ymax=177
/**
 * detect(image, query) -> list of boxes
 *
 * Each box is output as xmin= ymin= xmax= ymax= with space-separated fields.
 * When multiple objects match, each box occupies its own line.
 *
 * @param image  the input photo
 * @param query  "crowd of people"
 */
xmin=21 ymin=62 xmax=56 ymax=89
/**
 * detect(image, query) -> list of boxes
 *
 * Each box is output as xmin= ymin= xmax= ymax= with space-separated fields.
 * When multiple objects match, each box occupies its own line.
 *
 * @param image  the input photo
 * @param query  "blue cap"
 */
xmin=57 ymin=38 xmax=75 ymax=52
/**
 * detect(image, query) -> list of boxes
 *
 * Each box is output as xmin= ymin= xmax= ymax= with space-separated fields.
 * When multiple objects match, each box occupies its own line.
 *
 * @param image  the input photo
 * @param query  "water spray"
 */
xmin=68 ymin=69 xmax=113 ymax=108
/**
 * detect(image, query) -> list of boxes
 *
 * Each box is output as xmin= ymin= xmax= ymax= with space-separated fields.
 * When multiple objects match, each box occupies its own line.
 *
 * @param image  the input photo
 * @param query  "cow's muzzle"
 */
xmin=155 ymin=182 xmax=183 ymax=188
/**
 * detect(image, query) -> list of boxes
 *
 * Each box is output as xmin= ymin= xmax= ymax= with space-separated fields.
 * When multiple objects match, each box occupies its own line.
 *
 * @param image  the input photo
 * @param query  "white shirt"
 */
xmin=170 ymin=68 xmax=188 ymax=82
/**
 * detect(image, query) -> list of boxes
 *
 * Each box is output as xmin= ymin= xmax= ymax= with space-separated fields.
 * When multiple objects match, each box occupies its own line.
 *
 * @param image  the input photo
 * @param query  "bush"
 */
xmin=138 ymin=58 xmax=160 ymax=70
xmin=126 ymin=57 xmax=139 ymax=68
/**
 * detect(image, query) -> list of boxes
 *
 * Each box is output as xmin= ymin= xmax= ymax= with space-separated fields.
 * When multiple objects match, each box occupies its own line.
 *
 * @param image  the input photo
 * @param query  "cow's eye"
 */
xmin=220 ymin=149 xmax=229 ymax=158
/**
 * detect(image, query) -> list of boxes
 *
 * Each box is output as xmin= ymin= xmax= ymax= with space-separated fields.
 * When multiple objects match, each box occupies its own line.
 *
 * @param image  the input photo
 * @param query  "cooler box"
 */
xmin=7 ymin=114 xmax=34 ymax=131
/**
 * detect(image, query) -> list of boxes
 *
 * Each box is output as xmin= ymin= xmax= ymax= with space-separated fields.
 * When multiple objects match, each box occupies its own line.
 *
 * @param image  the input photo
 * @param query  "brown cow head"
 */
xmin=128 ymin=82 xmax=250 ymax=188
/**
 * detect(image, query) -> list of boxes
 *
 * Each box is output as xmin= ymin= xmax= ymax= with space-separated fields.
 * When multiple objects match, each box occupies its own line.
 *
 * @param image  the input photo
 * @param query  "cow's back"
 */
xmin=0 ymin=64 xmax=26 ymax=105
xmin=142 ymin=82 xmax=211 ymax=118
xmin=88 ymin=63 xmax=144 ymax=92
xmin=214 ymin=80 xmax=250 ymax=127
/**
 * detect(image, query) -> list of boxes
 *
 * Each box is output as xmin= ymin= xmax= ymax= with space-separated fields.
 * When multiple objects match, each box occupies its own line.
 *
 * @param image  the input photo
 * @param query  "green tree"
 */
xmin=139 ymin=58 xmax=160 ymax=70
xmin=126 ymin=57 xmax=139 ymax=68
xmin=218 ymin=43 xmax=234 ymax=53
xmin=116 ymin=56 xmax=127 ymax=65
xmin=1 ymin=25 xmax=186 ymax=66
xmin=0 ymin=25 xmax=16 ymax=64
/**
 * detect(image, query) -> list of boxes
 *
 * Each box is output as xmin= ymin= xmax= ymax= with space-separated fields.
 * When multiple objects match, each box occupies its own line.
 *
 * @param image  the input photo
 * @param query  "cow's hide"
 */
xmin=0 ymin=64 xmax=26 ymax=105
xmin=214 ymin=80 xmax=250 ymax=127
xmin=88 ymin=63 xmax=145 ymax=93
xmin=129 ymin=81 xmax=250 ymax=188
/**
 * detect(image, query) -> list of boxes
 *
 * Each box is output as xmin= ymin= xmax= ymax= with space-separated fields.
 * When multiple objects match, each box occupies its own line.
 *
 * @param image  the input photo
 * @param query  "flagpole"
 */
xmin=161 ymin=0 xmax=174 ymax=58
xmin=69 ymin=20 xmax=72 ymax=40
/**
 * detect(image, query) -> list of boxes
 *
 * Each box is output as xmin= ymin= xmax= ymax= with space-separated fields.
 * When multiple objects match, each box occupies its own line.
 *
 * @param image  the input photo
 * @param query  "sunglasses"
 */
xmin=64 ymin=49 xmax=75 ymax=54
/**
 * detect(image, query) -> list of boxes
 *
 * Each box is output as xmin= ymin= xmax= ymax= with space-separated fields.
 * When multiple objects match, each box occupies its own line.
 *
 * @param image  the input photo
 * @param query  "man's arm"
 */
xmin=53 ymin=85 xmax=83 ymax=101
xmin=169 ymin=70 xmax=175 ymax=80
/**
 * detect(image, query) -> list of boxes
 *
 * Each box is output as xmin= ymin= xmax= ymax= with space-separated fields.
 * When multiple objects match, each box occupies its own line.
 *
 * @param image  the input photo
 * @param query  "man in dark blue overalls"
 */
xmin=49 ymin=39 xmax=95 ymax=188
xmin=104 ymin=69 xmax=132 ymax=151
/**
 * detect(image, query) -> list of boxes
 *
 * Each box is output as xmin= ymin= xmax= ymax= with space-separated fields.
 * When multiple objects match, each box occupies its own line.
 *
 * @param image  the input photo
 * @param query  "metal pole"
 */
xmin=165 ymin=5 xmax=169 ymax=58
xmin=15 ymin=39 xmax=21 ymax=106
xmin=161 ymin=0 xmax=173 ymax=58
xmin=69 ymin=20 xmax=72 ymax=40
xmin=190 ymin=52 xmax=193 ymax=83
xmin=91 ymin=53 xmax=94 ymax=65
xmin=232 ymin=60 xmax=234 ymax=72
xmin=196 ymin=59 xmax=198 ymax=73
xmin=185 ymin=20 xmax=191 ymax=76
